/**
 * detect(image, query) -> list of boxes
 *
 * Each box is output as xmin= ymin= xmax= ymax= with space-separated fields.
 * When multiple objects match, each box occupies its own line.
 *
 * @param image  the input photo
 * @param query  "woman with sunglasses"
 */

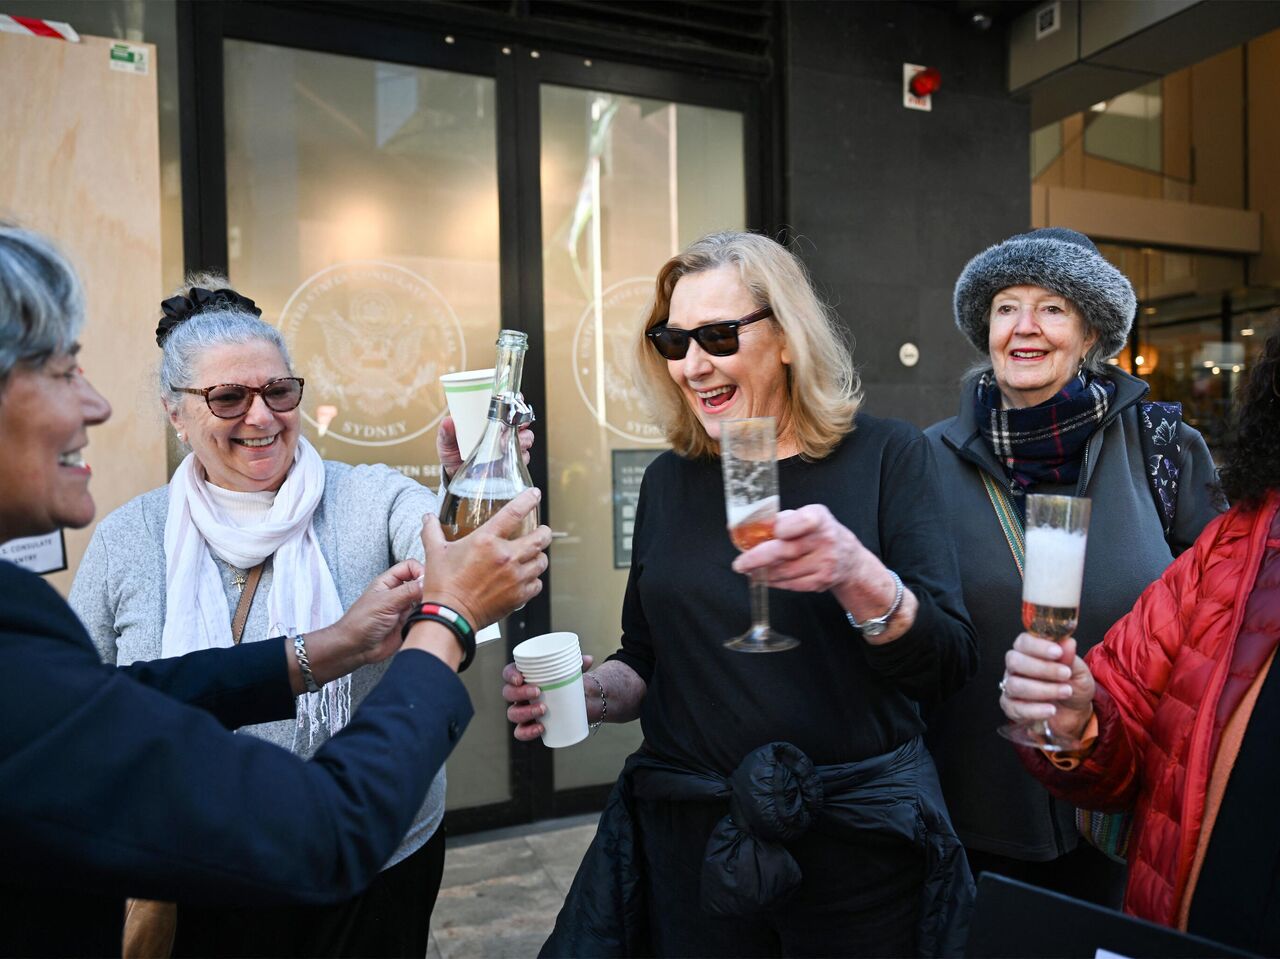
xmin=69 ymin=274 xmax=508 ymax=958
xmin=503 ymin=231 xmax=978 ymax=957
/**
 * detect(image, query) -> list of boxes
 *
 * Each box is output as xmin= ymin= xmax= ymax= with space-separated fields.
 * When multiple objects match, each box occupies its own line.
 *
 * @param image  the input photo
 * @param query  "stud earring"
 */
xmin=176 ymin=431 xmax=185 ymax=443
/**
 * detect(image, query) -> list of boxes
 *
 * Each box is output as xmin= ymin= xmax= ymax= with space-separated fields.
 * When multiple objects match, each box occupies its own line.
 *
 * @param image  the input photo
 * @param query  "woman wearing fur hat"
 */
xmin=924 ymin=228 xmax=1223 ymax=904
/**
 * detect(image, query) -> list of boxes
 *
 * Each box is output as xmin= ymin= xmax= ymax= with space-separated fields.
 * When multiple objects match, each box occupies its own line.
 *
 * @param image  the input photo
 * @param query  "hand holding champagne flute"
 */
xmin=721 ymin=418 xmax=797 ymax=653
xmin=998 ymin=493 xmax=1091 ymax=752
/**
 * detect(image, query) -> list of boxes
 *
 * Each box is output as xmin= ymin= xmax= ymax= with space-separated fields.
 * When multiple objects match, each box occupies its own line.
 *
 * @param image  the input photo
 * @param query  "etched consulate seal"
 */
xmin=278 ymin=261 xmax=465 ymax=448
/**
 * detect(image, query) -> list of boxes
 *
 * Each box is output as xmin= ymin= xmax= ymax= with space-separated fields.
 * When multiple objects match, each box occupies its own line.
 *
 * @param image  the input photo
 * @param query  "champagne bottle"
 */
xmin=439 ymin=330 xmax=538 ymax=541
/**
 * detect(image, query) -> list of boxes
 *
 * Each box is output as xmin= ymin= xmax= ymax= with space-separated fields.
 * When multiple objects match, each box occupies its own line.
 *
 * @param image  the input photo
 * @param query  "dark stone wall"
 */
xmin=784 ymin=0 xmax=1030 ymax=427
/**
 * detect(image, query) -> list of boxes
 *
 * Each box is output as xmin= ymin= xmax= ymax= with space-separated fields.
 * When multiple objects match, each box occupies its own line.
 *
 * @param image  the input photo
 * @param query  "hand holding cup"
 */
xmin=437 ymin=415 xmax=536 ymax=478
xmin=503 ymin=651 xmax=595 ymax=744
xmin=732 ymin=504 xmax=865 ymax=593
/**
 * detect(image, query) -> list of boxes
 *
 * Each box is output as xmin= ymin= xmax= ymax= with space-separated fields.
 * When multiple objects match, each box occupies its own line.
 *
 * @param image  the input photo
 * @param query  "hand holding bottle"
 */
xmin=299 ymin=559 xmax=425 ymax=689
xmin=420 ymin=488 xmax=551 ymax=629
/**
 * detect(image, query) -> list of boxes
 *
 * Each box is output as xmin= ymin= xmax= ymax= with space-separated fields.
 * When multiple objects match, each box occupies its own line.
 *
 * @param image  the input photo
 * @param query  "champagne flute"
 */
xmin=720 ymin=417 xmax=798 ymax=653
xmin=998 ymin=493 xmax=1092 ymax=752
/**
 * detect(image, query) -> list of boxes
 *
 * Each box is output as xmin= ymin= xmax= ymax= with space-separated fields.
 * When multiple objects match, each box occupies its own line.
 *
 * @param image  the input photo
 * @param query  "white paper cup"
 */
xmin=514 ymin=631 xmax=580 ymax=662
xmin=516 ymin=658 xmax=583 ymax=681
xmin=440 ymin=368 xmax=494 ymax=460
xmin=476 ymin=622 xmax=502 ymax=645
xmin=533 ymin=668 xmax=589 ymax=748
xmin=515 ymin=645 xmax=582 ymax=669
xmin=520 ymin=662 xmax=584 ymax=684
xmin=516 ymin=645 xmax=582 ymax=669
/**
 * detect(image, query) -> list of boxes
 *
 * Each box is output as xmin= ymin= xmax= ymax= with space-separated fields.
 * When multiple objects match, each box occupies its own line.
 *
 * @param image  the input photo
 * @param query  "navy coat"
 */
xmin=0 ymin=560 xmax=472 ymax=957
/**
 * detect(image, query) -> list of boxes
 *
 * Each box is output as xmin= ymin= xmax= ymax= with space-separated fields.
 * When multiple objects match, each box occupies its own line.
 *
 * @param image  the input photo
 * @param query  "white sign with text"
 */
xmin=0 ymin=531 xmax=66 ymax=575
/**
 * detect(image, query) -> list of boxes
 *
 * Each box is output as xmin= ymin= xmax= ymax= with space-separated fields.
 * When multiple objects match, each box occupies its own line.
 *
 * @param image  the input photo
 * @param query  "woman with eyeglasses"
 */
xmin=0 ymin=226 xmax=550 ymax=956
xmin=69 ymin=274 xmax=529 ymax=958
xmin=501 ymin=231 xmax=978 ymax=957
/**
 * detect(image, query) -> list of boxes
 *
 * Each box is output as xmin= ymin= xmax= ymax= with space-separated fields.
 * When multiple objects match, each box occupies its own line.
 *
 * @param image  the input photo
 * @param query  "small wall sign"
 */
xmin=1035 ymin=1 xmax=1061 ymax=40
xmin=903 ymin=63 xmax=932 ymax=112
xmin=108 ymin=41 xmax=150 ymax=75
xmin=612 ymin=449 xmax=664 ymax=569
xmin=0 ymin=530 xmax=67 ymax=576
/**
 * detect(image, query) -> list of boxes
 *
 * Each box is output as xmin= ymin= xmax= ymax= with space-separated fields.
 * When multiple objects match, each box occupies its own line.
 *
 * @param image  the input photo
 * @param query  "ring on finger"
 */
xmin=998 ymin=677 xmax=1009 ymax=694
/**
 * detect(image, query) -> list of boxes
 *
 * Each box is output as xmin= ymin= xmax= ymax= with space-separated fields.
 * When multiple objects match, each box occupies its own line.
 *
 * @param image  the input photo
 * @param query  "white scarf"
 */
xmin=161 ymin=435 xmax=349 ymax=742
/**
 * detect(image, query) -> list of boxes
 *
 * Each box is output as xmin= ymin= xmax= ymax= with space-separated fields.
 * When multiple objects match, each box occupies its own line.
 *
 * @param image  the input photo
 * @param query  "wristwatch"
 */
xmin=845 ymin=569 xmax=904 ymax=638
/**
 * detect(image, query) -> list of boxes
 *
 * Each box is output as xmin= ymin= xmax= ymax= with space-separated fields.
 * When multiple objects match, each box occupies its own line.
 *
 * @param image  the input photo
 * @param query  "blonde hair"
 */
xmin=631 ymin=231 xmax=861 ymax=460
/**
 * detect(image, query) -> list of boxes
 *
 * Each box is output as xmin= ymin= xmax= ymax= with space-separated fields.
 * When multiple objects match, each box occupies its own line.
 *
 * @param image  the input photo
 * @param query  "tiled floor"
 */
xmin=428 ymin=814 xmax=599 ymax=959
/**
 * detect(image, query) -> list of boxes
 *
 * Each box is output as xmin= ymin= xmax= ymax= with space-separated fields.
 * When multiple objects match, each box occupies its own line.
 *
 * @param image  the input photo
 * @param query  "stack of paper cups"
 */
xmin=440 ymin=368 xmax=495 ymax=460
xmin=512 ymin=632 xmax=589 ymax=748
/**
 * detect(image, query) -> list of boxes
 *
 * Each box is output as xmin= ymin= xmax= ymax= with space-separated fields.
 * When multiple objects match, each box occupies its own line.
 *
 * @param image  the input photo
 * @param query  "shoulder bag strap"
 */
xmin=231 ymin=563 xmax=265 ymax=645
xmin=980 ymin=471 xmax=1025 ymax=580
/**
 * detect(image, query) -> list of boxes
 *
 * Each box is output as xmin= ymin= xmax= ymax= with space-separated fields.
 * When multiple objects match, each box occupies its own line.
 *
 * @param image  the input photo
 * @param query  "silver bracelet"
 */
xmin=293 ymin=633 xmax=322 ymax=694
xmin=845 ymin=568 xmax=905 ymax=639
xmin=586 ymin=672 xmax=607 ymax=733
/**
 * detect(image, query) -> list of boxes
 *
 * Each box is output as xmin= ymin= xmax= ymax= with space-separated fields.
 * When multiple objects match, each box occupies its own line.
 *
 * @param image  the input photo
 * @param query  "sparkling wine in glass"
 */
xmin=998 ymin=493 xmax=1091 ymax=752
xmin=721 ymin=417 xmax=798 ymax=653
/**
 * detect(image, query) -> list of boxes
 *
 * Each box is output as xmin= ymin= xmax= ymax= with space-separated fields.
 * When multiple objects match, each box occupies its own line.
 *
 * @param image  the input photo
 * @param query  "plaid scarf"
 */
xmin=974 ymin=371 xmax=1116 ymax=490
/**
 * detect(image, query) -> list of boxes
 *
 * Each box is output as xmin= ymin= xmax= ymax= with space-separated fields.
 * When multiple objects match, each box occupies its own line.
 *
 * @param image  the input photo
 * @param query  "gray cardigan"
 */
xmin=923 ymin=367 xmax=1223 ymax=861
xmin=69 ymin=460 xmax=443 ymax=870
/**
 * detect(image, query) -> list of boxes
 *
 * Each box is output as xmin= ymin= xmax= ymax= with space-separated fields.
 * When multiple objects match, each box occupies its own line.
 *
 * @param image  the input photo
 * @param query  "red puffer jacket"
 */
xmin=1022 ymin=490 xmax=1280 ymax=926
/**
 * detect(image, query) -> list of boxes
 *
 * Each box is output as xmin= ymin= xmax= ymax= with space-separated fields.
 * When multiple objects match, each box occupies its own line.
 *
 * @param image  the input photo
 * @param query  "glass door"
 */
xmin=187 ymin=4 xmax=768 ymax=830
xmin=539 ymin=86 xmax=747 ymax=794
xmin=221 ymin=38 xmax=515 ymax=811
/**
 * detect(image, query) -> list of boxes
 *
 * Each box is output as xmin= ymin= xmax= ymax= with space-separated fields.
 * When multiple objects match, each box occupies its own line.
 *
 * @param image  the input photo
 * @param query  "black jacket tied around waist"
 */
xmin=541 ymin=737 xmax=974 ymax=958
xmin=704 ymin=742 xmax=824 ymax=916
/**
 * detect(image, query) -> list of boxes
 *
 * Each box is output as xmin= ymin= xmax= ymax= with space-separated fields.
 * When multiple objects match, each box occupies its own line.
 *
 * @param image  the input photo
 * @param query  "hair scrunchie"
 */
xmin=155 ymin=287 xmax=263 ymax=348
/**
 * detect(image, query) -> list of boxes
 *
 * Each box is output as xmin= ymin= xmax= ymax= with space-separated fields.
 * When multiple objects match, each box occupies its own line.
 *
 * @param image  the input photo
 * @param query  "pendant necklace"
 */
xmin=217 ymin=557 xmax=248 ymax=593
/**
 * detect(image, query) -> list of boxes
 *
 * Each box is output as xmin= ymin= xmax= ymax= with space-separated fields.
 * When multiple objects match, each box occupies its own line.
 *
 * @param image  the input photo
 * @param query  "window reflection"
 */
xmin=540 ymin=86 xmax=745 ymax=791
xmin=223 ymin=39 xmax=512 ymax=808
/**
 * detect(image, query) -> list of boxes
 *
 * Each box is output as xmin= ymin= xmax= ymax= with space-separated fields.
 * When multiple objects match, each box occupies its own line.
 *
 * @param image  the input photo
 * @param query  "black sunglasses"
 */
xmin=646 ymin=306 xmax=774 ymax=361
xmin=175 ymin=376 xmax=305 ymax=419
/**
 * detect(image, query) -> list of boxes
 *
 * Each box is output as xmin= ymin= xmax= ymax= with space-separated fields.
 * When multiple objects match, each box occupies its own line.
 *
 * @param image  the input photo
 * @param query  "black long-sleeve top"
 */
xmin=608 ymin=414 xmax=977 ymax=775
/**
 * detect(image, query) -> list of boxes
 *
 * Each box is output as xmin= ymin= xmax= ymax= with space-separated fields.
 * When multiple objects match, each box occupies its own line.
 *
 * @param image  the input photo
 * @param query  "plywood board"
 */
xmin=0 ymin=32 xmax=166 ymax=595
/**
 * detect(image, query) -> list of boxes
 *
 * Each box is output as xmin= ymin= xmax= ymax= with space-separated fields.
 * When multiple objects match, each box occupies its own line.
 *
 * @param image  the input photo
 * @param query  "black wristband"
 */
xmin=402 ymin=603 xmax=477 ymax=673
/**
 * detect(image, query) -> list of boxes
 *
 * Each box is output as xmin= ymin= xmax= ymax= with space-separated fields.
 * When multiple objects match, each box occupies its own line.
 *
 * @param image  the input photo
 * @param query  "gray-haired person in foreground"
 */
xmin=924 ymin=227 xmax=1223 ymax=906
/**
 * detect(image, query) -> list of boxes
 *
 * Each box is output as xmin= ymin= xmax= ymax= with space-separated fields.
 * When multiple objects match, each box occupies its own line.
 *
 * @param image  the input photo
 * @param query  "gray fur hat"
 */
xmin=953 ymin=227 xmax=1136 ymax=360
